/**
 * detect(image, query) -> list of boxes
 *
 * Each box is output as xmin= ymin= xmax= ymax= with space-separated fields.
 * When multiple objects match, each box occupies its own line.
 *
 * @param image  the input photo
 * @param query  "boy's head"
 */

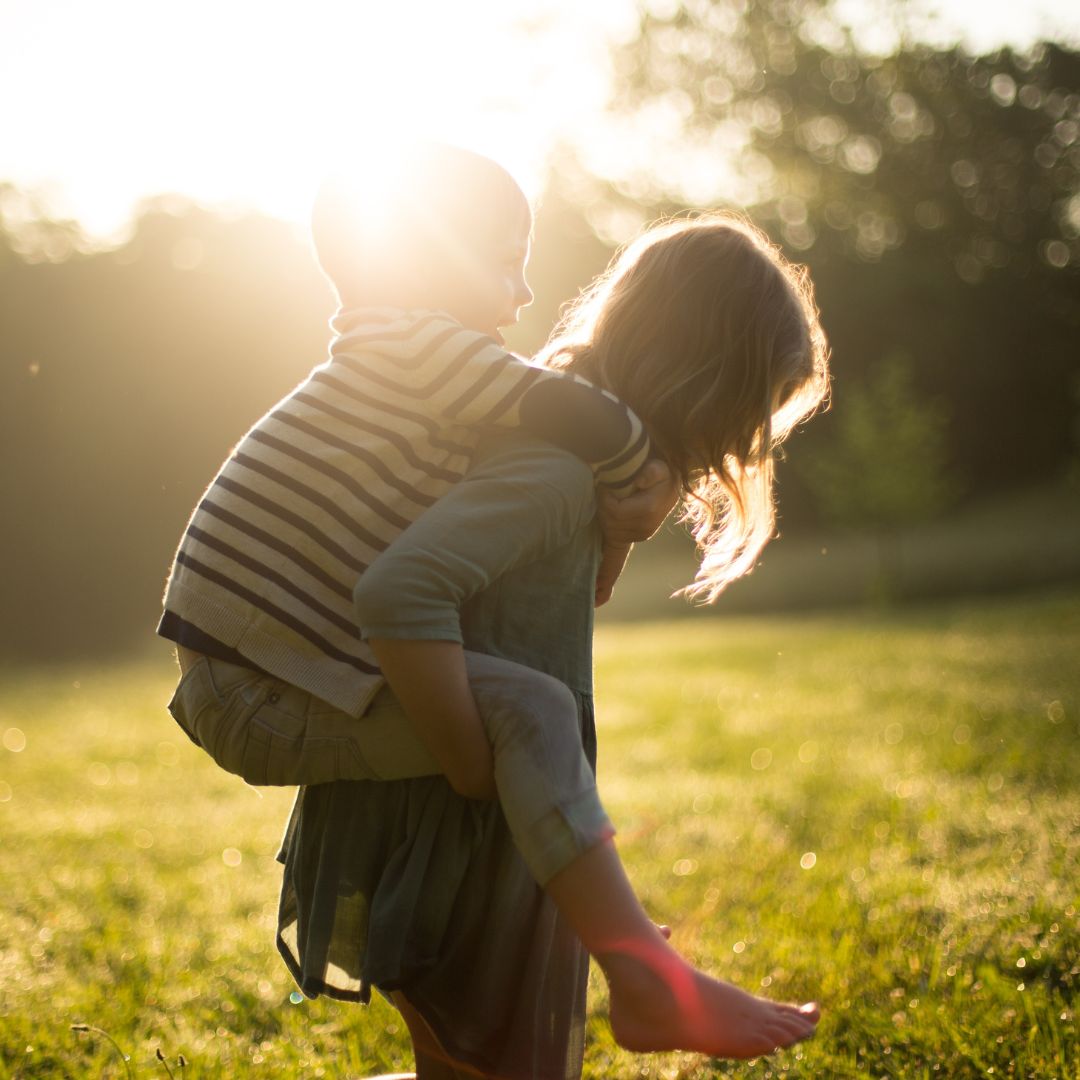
xmin=312 ymin=142 xmax=533 ymax=340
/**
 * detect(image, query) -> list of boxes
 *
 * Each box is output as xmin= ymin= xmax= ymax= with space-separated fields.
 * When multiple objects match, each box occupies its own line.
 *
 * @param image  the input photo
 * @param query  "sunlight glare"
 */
xmin=2 ymin=0 xmax=1080 ymax=238
xmin=0 ymin=0 xmax=628 ymax=238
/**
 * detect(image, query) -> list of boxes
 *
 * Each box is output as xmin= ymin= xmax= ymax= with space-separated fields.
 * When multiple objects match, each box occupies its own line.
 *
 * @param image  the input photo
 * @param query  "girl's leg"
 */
xmin=391 ymin=993 xmax=494 ymax=1080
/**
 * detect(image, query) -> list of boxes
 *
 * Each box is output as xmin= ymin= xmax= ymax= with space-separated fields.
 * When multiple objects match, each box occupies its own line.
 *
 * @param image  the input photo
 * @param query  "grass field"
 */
xmin=2 ymin=588 xmax=1078 ymax=1078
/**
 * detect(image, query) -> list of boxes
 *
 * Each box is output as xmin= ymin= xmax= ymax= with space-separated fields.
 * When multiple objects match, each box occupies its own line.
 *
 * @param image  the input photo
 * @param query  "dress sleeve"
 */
xmin=335 ymin=310 xmax=649 ymax=494
xmin=353 ymin=437 xmax=596 ymax=642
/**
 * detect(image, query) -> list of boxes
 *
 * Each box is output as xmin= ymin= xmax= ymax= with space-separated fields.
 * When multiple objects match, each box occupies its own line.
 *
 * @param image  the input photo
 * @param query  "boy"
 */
xmin=158 ymin=143 xmax=670 ymax=797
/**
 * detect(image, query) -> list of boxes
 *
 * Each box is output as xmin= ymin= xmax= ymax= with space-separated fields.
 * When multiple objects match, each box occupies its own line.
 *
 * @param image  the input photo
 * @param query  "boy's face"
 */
xmin=444 ymin=197 xmax=534 ymax=344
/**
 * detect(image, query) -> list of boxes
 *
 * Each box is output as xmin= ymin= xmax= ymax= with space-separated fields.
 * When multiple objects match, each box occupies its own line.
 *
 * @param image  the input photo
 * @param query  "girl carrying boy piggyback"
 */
xmin=158 ymin=143 xmax=829 ymax=1079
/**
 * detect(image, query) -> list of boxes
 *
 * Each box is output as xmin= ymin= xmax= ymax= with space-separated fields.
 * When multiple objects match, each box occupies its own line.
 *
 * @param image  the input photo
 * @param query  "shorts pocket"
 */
xmin=167 ymin=657 xmax=234 ymax=749
xmin=243 ymin=705 xmax=322 ymax=785
xmin=182 ymin=662 xmax=279 ymax=780
xmin=171 ymin=659 xmax=371 ymax=786
xmin=167 ymin=672 xmax=200 ymax=748
xmin=246 ymin=696 xmax=374 ymax=786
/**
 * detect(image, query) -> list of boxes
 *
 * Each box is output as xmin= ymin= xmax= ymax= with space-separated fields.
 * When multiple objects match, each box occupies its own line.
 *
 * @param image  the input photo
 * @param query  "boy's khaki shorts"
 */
xmin=168 ymin=652 xmax=441 ymax=786
xmin=166 ymin=649 xmax=613 ymax=884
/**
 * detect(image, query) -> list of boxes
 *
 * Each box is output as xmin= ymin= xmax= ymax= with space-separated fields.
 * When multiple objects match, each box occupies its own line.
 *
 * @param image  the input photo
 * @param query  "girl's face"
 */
xmin=442 ymin=197 xmax=534 ymax=343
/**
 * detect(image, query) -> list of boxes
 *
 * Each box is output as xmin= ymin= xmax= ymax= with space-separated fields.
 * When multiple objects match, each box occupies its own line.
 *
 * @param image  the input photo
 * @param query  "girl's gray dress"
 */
xmin=276 ymin=434 xmax=601 ymax=1080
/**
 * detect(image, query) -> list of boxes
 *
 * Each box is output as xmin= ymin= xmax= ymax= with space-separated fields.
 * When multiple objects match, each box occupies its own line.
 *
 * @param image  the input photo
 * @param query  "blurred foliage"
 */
xmin=795 ymin=352 xmax=957 ymax=602
xmin=798 ymin=352 xmax=956 ymax=530
xmin=582 ymin=0 xmax=1080 ymax=522
xmin=3 ymin=6 xmax=1080 ymax=657
xmin=607 ymin=0 xmax=1080 ymax=273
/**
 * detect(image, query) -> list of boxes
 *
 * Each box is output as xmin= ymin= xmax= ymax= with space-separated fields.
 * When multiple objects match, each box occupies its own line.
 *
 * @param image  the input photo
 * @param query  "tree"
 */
xmin=561 ymin=1 xmax=1080 ymax=504
xmin=603 ymin=0 xmax=1080 ymax=276
xmin=800 ymin=352 xmax=955 ymax=527
xmin=796 ymin=352 xmax=956 ymax=599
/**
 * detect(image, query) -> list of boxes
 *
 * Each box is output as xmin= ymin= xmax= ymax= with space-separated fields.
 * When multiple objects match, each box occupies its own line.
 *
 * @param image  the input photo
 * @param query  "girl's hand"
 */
xmin=366 ymin=638 xmax=496 ymax=801
xmin=599 ymin=460 xmax=680 ymax=546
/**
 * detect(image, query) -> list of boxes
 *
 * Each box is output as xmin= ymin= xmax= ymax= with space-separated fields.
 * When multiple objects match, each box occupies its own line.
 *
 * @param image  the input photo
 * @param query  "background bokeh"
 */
xmin=2 ymin=0 xmax=1079 ymax=658
xmin=3 ymin=7 xmax=1079 ymax=1079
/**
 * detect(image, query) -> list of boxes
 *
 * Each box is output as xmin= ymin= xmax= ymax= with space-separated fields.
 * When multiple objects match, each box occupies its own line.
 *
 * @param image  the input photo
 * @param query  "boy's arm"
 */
xmin=354 ymin=441 xmax=597 ymax=801
xmin=595 ymin=460 xmax=681 ymax=606
xmin=515 ymin=375 xmax=648 ymax=496
xmin=333 ymin=310 xmax=649 ymax=494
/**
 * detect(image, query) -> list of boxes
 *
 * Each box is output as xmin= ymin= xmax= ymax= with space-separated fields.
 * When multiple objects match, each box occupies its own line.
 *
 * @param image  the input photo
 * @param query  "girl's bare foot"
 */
xmin=600 ymin=932 xmax=819 ymax=1060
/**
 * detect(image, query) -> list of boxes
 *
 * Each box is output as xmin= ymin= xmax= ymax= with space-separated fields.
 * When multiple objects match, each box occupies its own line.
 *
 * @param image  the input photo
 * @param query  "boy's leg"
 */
xmin=316 ymin=649 xmax=614 ymax=883
xmin=167 ymin=648 xmax=605 ymax=835
xmin=273 ymin=649 xmax=612 ymax=886
xmin=167 ymin=653 xmax=402 ymax=786
xmin=300 ymin=649 xmax=613 ymax=885
xmin=459 ymin=652 xmax=613 ymax=886
xmin=543 ymin=839 xmax=820 ymax=1058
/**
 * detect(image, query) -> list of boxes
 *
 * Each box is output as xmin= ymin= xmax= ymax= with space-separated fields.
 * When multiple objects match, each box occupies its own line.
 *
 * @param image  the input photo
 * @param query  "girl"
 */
xmin=278 ymin=212 xmax=830 ymax=1079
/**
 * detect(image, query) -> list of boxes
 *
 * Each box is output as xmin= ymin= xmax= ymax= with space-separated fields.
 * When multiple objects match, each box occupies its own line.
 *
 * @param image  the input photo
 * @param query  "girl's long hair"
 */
xmin=537 ymin=213 xmax=830 ymax=602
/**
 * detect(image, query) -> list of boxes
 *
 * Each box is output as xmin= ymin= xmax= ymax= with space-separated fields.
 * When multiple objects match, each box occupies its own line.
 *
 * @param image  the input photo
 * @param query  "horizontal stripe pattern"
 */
xmin=197 ymin=499 xmax=358 ymax=601
xmin=161 ymin=307 xmax=650 ymax=716
xmin=175 ymin=552 xmax=379 ymax=673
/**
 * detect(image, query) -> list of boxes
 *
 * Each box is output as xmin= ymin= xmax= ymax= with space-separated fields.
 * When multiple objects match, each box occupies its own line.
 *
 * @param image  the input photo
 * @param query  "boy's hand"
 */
xmin=599 ymin=459 xmax=680 ymax=546
xmin=595 ymin=542 xmax=632 ymax=607
xmin=594 ymin=460 xmax=680 ymax=607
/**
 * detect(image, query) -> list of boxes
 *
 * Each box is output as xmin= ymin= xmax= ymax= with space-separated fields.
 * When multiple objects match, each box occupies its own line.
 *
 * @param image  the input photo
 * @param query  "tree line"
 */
xmin=2 ymin=15 xmax=1078 ymax=658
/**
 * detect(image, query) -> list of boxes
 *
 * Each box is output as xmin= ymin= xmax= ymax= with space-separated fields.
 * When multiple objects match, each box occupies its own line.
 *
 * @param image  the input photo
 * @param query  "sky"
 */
xmin=2 ymin=0 xmax=1079 ymax=242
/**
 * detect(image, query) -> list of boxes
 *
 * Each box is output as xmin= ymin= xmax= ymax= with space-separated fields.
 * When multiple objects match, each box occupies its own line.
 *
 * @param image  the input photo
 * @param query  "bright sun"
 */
xmin=0 ymin=0 xmax=626 ymax=239
xmin=2 ymin=0 xmax=1079 ymax=239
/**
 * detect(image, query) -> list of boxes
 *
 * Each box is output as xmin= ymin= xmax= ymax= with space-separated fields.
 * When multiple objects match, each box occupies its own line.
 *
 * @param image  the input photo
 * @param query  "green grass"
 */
xmin=2 ymin=589 xmax=1078 ymax=1078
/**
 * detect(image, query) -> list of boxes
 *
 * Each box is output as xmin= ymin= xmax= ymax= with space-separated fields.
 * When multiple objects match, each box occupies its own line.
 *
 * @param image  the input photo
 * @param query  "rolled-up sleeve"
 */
xmin=353 ymin=436 xmax=596 ymax=642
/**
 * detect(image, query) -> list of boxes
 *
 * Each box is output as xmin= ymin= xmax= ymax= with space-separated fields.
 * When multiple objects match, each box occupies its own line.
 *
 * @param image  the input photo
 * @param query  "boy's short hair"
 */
xmin=312 ymin=142 xmax=528 ymax=308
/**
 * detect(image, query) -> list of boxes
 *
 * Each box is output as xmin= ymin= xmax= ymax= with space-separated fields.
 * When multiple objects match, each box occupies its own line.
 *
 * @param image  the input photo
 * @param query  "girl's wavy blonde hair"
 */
xmin=537 ymin=212 xmax=830 ymax=602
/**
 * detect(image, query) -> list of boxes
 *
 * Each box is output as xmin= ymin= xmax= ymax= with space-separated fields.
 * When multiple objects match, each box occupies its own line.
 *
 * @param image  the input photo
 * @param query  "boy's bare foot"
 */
xmin=601 ymin=932 xmax=819 ymax=1060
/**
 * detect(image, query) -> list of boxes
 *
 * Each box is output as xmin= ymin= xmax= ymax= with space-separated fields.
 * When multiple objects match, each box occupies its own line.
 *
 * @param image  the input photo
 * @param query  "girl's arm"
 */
xmin=354 ymin=436 xmax=597 ymax=799
xmin=331 ymin=309 xmax=648 ymax=494
xmin=368 ymin=639 xmax=495 ymax=800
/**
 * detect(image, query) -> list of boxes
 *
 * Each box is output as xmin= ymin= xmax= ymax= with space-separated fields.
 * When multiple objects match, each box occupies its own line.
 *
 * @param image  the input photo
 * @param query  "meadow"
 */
xmin=2 ymin=588 xmax=1078 ymax=1078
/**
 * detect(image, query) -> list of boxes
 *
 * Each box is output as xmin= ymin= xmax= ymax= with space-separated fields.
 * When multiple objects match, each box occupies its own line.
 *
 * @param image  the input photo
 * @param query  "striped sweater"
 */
xmin=159 ymin=307 xmax=648 ymax=716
